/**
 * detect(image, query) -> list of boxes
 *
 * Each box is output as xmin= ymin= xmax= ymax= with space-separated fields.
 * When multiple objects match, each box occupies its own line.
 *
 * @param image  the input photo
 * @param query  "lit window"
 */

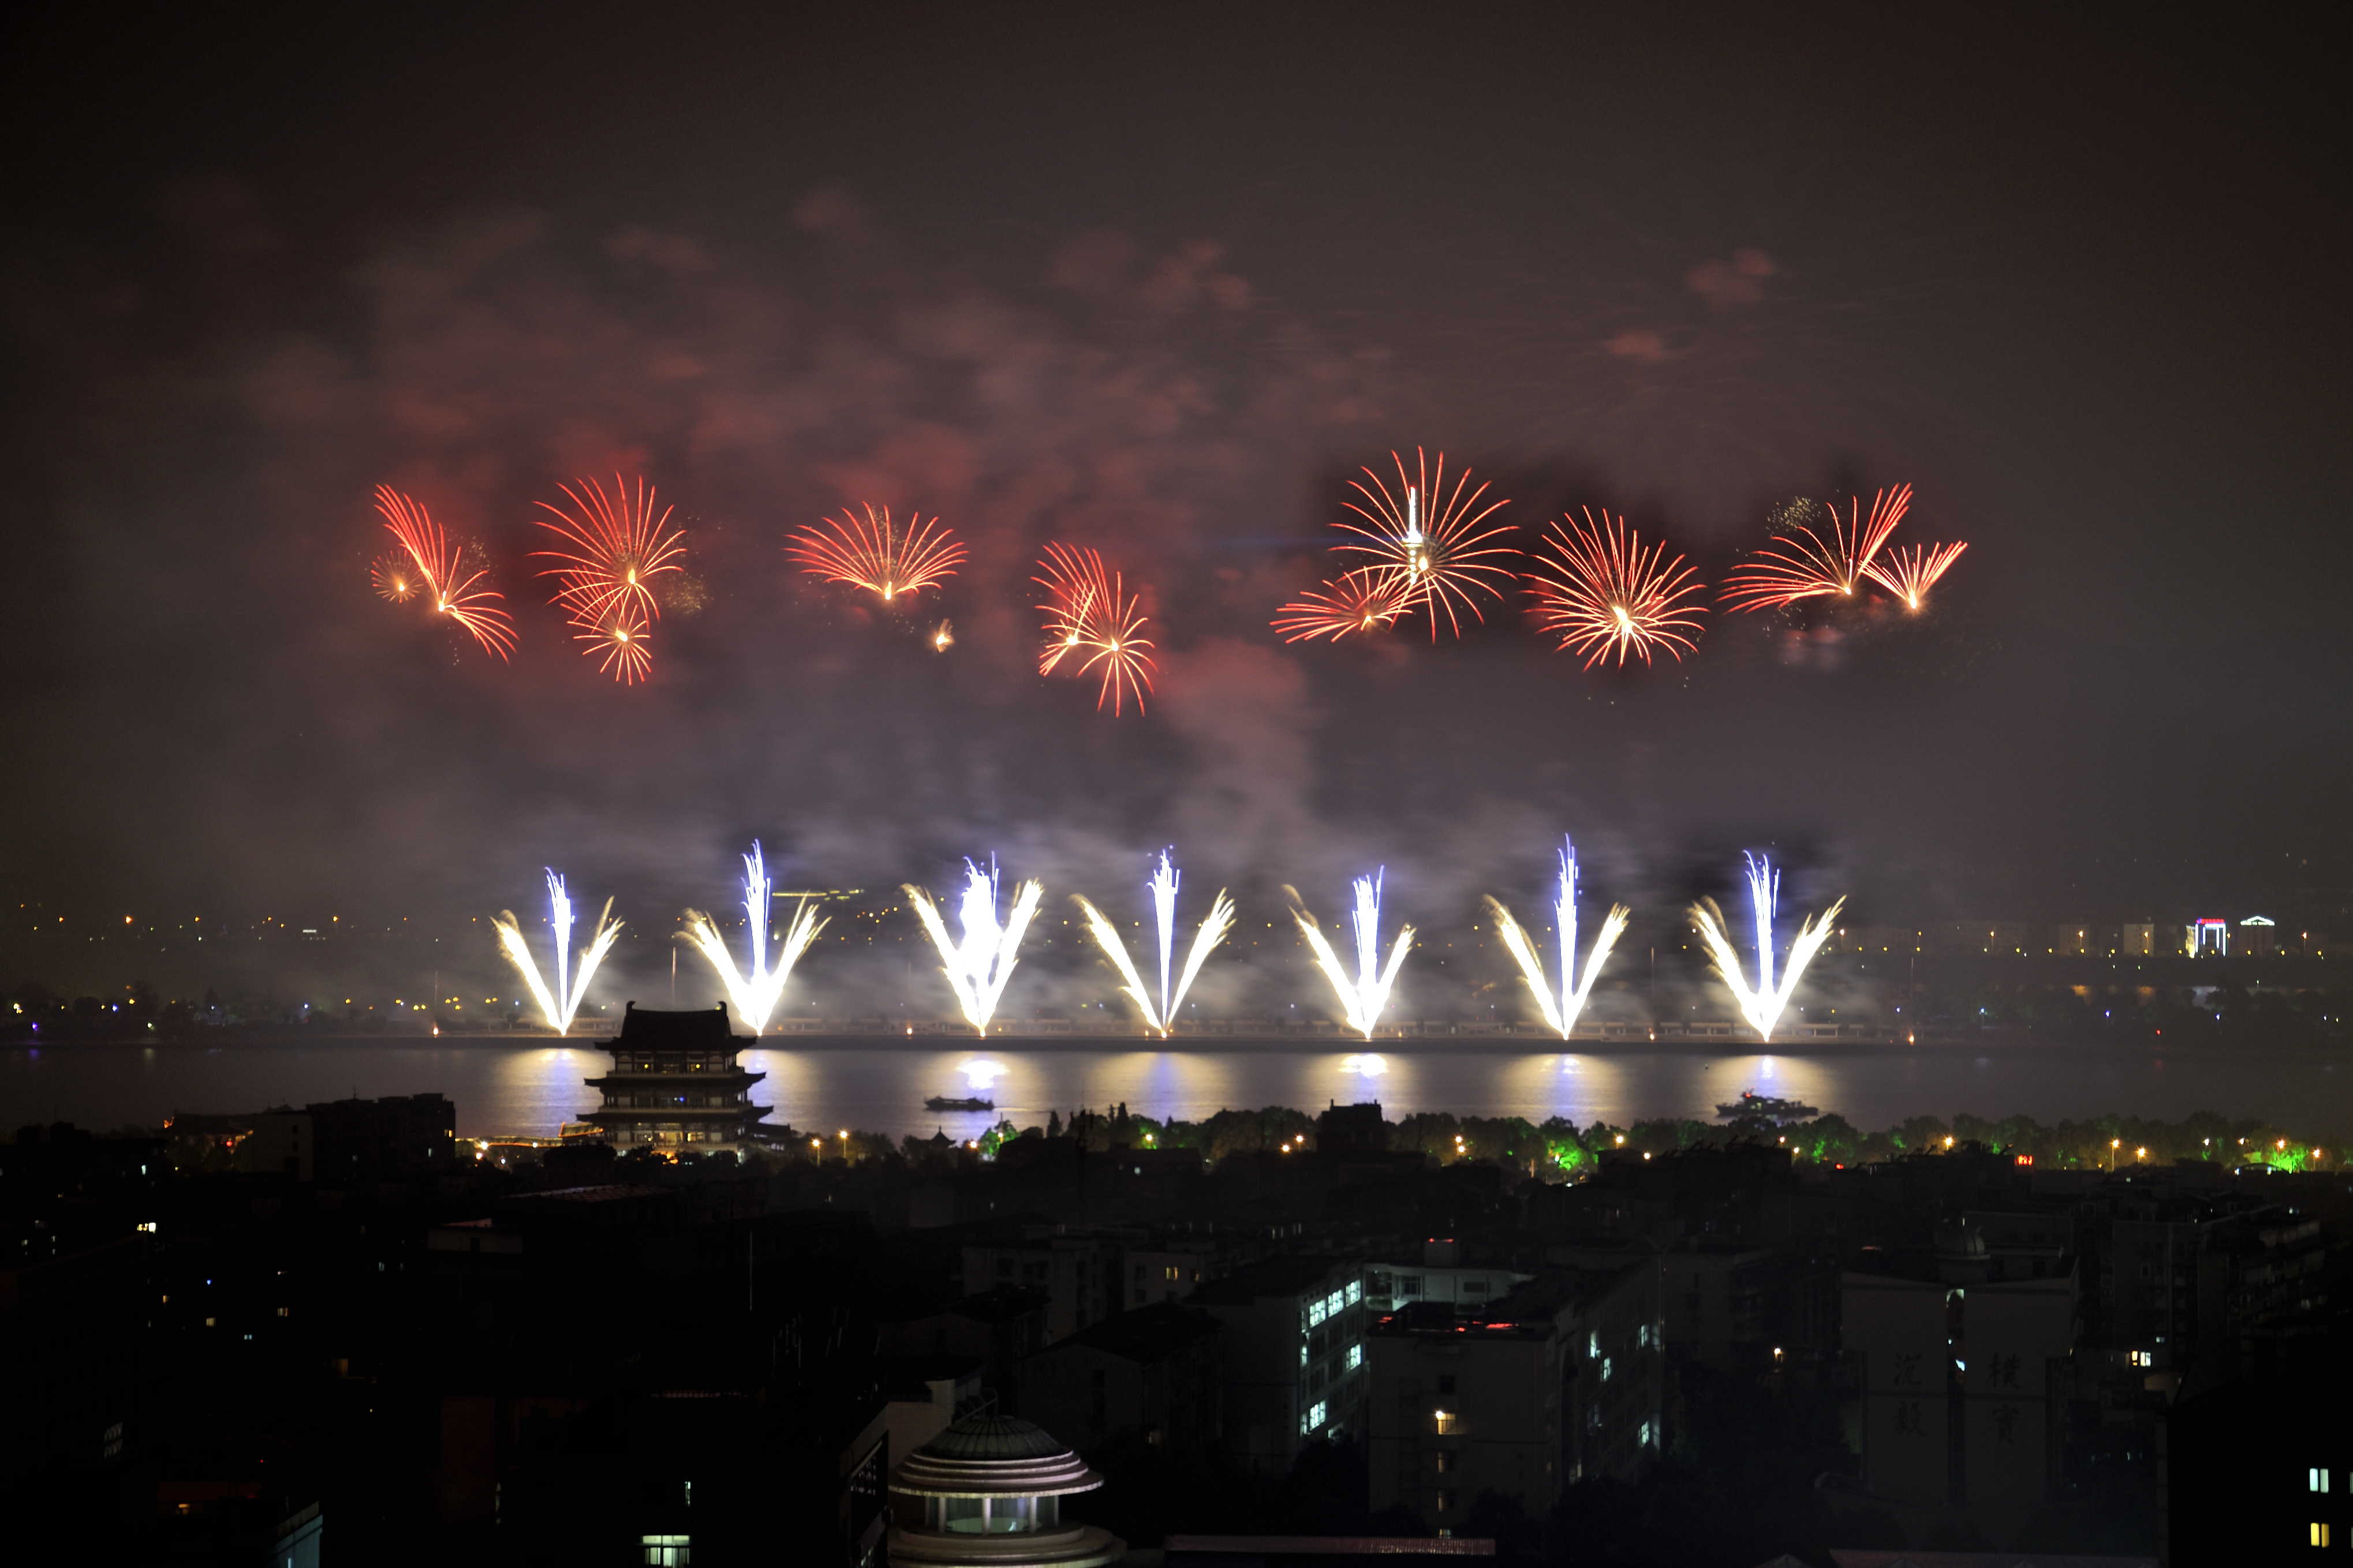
xmin=2313 ymin=1467 xmax=2331 ymax=1493
xmin=1640 ymin=1419 xmax=1654 ymax=1446
xmin=642 ymin=1535 xmax=691 ymax=1566
xmin=1588 ymin=1331 xmax=1600 ymax=1358
xmin=1346 ymin=1345 xmax=1363 ymax=1371
xmin=1433 ymin=1409 xmax=1458 ymax=1435
xmin=1602 ymin=1356 xmax=1614 ymax=1381
xmin=2313 ymin=1522 xmax=2332 ymax=1547
xmin=1302 ymin=1401 xmax=1327 ymax=1435
xmin=1308 ymin=1298 xmax=1328 ymax=1327
xmin=1435 ymin=1490 xmax=1455 ymax=1513
xmin=1346 ymin=1280 xmax=1362 ymax=1305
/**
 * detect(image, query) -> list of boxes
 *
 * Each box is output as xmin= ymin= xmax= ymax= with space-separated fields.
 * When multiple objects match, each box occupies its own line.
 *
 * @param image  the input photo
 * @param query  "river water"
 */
xmin=2 ymin=1036 xmax=2347 ymax=1141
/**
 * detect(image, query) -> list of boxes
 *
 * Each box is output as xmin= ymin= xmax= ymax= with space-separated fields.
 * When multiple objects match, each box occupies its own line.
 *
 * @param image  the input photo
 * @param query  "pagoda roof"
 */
xmin=602 ymin=1001 xmax=749 ymax=1050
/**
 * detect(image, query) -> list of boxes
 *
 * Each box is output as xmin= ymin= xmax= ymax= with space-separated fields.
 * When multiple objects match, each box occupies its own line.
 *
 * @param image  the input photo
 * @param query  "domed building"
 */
xmin=887 ymin=1415 xmax=1123 ymax=1567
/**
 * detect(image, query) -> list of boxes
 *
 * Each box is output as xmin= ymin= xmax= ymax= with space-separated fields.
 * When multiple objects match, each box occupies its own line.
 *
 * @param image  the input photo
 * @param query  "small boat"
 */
xmin=924 ymin=1095 xmax=996 ymax=1112
xmin=1715 ymin=1090 xmax=1818 ymax=1122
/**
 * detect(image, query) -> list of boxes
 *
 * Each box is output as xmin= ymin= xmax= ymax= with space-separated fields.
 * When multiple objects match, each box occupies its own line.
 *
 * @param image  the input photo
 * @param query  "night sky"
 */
xmin=4 ymin=4 xmax=2347 ymax=996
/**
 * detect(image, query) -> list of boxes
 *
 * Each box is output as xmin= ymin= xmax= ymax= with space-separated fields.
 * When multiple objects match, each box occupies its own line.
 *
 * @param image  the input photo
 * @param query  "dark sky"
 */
xmin=3 ymin=2 xmax=2347 ymax=987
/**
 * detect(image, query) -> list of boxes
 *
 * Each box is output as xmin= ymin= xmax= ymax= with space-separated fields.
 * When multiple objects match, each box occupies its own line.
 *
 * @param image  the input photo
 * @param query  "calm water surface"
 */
xmin=2 ymin=1038 xmax=2347 ymax=1140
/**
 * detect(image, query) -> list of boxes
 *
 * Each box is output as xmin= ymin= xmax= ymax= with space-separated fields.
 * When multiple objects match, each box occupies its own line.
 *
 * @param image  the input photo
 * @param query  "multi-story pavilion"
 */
xmin=580 ymin=1002 xmax=775 ymax=1154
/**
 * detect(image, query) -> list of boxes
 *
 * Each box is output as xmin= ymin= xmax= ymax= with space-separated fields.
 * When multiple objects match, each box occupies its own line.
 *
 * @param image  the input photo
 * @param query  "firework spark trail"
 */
xmin=1749 ymin=854 xmax=1781 ymax=997
xmin=1720 ymin=485 xmax=1911 ymax=613
xmin=1863 ymin=538 xmax=1968 ymax=610
xmin=1687 ymin=853 xmax=1846 ymax=1042
xmin=532 ymin=474 xmax=686 ymax=624
xmin=788 ymin=506 xmax=967 ymax=602
xmin=905 ymin=859 xmax=1045 ymax=1035
xmin=1288 ymin=871 xmax=1415 ymax=1039
xmin=1072 ymin=850 xmax=1238 ymax=1036
xmin=1334 ymin=449 xmax=1521 ymax=639
xmin=1527 ymin=509 xmax=1708 ymax=667
xmin=1271 ymin=568 xmax=1411 ymax=643
xmin=1034 ymin=543 xmax=1100 ymax=676
xmin=1481 ymin=838 xmax=1631 ymax=1038
xmin=1033 ymin=544 xmax=1157 ymax=714
xmin=491 ymin=871 xmax=623 ymax=1035
xmin=679 ymin=842 xmax=828 ymax=1034
xmin=372 ymin=486 xmax=517 ymax=658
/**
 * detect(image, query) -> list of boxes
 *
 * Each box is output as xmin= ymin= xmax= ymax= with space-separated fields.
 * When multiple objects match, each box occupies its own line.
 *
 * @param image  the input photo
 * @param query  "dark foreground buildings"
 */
xmin=1 ymin=1072 xmax=2347 ymax=1563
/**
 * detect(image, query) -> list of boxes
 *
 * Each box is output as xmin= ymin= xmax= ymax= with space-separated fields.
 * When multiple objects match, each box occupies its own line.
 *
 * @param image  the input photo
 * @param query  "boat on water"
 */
xmin=1715 ymin=1089 xmax=1819 ymax=1122
xmin=924 ymin=1095 xmax=996 ymax=1112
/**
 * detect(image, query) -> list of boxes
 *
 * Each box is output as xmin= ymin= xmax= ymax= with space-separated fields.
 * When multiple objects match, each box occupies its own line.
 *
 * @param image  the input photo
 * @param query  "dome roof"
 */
xmin=921 ymin=1417 xmax=1070 ymax=1461
xmin=892 ymin=1416 xmax=1102 ymax=1498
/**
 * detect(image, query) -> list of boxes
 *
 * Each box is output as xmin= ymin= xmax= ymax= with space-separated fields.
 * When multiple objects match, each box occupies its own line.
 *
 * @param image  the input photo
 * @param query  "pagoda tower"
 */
xmin=580 ymin=1002 xmax=775 ymax=1154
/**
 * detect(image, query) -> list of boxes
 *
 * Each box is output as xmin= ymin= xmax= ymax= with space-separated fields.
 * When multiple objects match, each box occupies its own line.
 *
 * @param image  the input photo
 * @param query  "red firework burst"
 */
xmin=533 ymin=474 xmax=686 ymax=626
xmin=1033 ymin=542 xmax=1156 ymax=715
xmin=1527 ymin=508 xmax=1708 ymax=667
xmin=1333 ymin=448 xmax=1521 ymax=638
xmin=1271 ymin=568 xmax=1411 ymax=643
xmin=1720 ymin=485 xmax=1910 ymax=613
xmin=787 ymin=506 xmax=966 ymax=603
xmin=576 ymin=599 xmax=654 ymax=685
xmin=371 ymin=485 xmax=516 ymax=660
xmin=371 ymin=553 xmax=421 ymax=603
xmin=1863 ymin=538 xmax=1967 ymax=611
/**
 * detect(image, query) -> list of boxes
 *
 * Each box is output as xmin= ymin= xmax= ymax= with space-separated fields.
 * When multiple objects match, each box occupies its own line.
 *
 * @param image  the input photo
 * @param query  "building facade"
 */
xmin=579 ymin=1003 xmax=775 ymax=1153
xmin=1021 ymin=1301 xmax=1222 ymax=1454
xmin=1842 ymin=1255 xmax=2077 ymax=1510
xmin=1366 ymin=1264 xmax=1662 ymax=1533
xmin=962 ymin=1230 xmax=1126 ymax=1344
xmin=1190 ymin=1256 xmax=1367 ymax=1475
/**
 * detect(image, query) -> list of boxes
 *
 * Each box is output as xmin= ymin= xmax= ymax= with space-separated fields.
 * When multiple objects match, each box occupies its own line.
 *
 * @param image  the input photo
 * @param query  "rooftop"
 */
xmin=606 ymin=1002 xmax=745 ymax=1050
xmin=1369 ymin=1270 xmax=1624 ymax=1339
xmin=1189 ymin=1254 xmax=1355 ymax=1307
xmin=892 ymin=1415 xmax=1103 ymax=1499
xmin=1166 ymin=1537 xmax=1495 ymax=1559
xmin=1034 ymin=1301 xmax=1219 ymax=1364
xmin=889 ymin=1285 xmax=1052 ymax=1328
